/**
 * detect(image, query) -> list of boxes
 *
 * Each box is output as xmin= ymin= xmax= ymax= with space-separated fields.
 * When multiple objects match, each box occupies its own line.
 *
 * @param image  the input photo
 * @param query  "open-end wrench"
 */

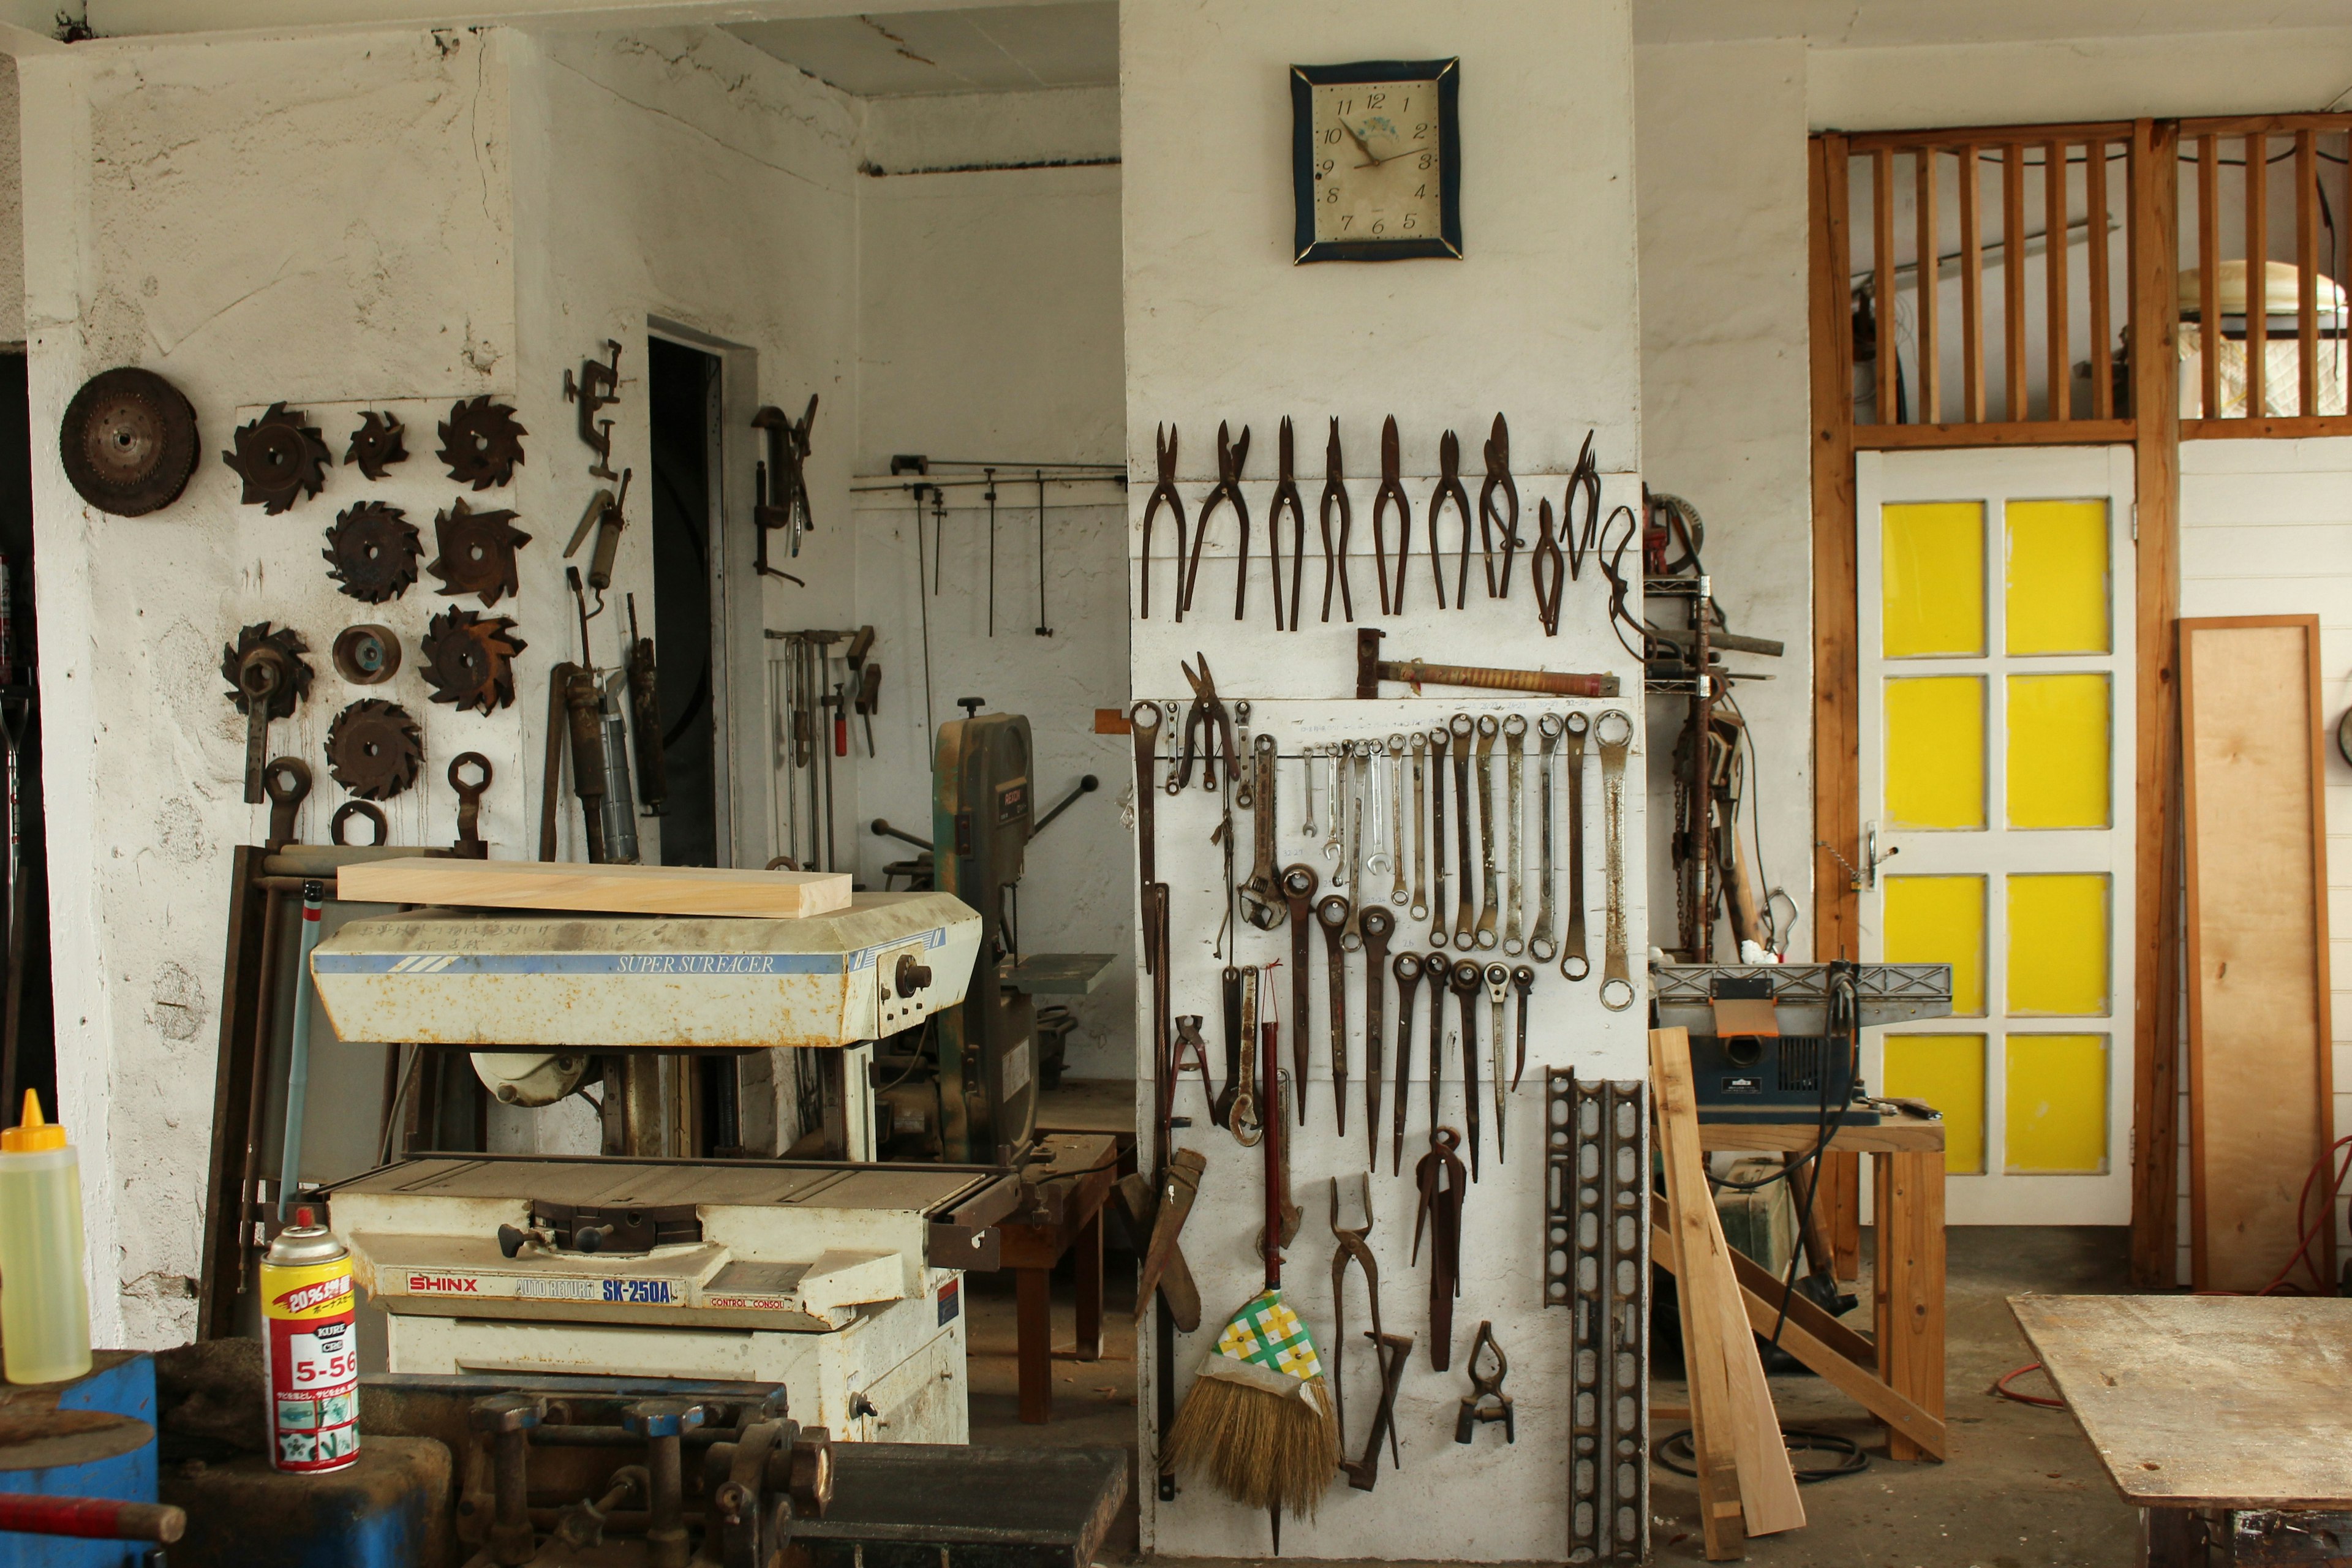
xmin=1428 ymin=725 xmax=1451 ymax=948
xmin=1360 ymin=906 xmax=1393 ymax=1169
xmin=1561 ymin=711 xmax=1591 ymax=981
xmin=1242 ymin=733 xmax=1284 ymax=931
xmin=1409 ymin=732 xmax=1430 ymax=921
xmin=1163 ymin=700 xmax=1183 ymax=796
xmin=1529 ymin=713 xmax=1560 ymax=963
xmin=1509 ymin=965 xmax=1534 ymax=1091
xmin=1281 ymin=864 xmax=1319 ymax=1123
xmin=1596 ymin=709 xmax=1636 ymax=1012
xmin=1322 ymin=745 xmax=1346 ymax=866
xmin=1501 ymin=714 xmax=1528 ymax=955
xmin=1483 ymin=963 xmax=1510 ymax=1164
xmin=1301 ymin=742 xmax=1320 ymax=840
xmin=1365 ymin=740 xmax=1392 ymax=884
xmin=1318 ymin=894 xmax=1352 ymax=1134
xmin=1448 ymin=714 xmax=1476 ymax=948
xmin=1230 ymin=965 xmax=1262 ymax=1145
xmin=1234 ymin=701 xmax=1254 ymax=809
xmin=1392 ymin=951 xmax=1423 ymax=1176
xmin=1473 ymin=714 xmax=1501 ymax=951
xmin=1449 ymin=958 xmax=1484 ymax=1180
xmin=1386 ymin=736 xmax=1409 ymax=906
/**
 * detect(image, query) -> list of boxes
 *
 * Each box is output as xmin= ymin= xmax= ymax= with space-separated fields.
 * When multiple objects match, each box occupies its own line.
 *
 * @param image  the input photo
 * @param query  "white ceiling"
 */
xmin=726 ymin=2 xmax=1116 ymax=97
xmin=1634 ymin=0 xmax=2352 ymax=47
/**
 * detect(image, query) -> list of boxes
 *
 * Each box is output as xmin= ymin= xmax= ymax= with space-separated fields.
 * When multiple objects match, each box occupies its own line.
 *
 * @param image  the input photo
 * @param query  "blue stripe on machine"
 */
xmin=312 ymin=952 xmax=847 ymax=976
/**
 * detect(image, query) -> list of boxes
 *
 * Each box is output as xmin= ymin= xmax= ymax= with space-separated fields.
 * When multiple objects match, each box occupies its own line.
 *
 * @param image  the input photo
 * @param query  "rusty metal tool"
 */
xmin=1360 ymin=905 xmax=1393 ymax=1166
xmin=1479 ymin=413 xmax=1521 ymax=599
xmin=1448 ymin=714 xmax=1476 ymax=948
xmin=1317 ymin=892 xmax=1351 ymax=1135
xmin=1392 ymin=951 xmax=1423 ymax=1176
xmin=1172 ymin=1014 xmax=1216 ymax=1123
xmin=1483 ymin=962 xmax=1510 ymax=1164
xmin=1177 ymin=654 xmax=1235 ymax=791
xmin=563 ymin=468 xmax=632 ymax=593
xmin=1412 ymin=1126 xmax=1467 ymax=1370
xmin=1363 ymin=738 xmax=1390 ymax=892
xmin=1230 ymin=966 xmax=1264 ymax=1147
xmin=1430 ymin=430 xmax=1472 ymax=609
xmin=1184 ymin=421 xmax=1250 ymax=621
xmin=1502 ymin=714 xmax=1527 ymax=954
xmin=1233 ymin=701 xmax=1254 ymax=809
xmin=1319 ymin=744 xmax=1345 ymax=864
xmin=1429 ymin=725 xmax=1451 ymax=948
xmin=262 ymin=758 xmax=310 ymax=854
xmin=1562 ymin=431 xmax=1601 ymax=581
xmin=1300 ymin=741 xmax=1320 ymax=840
xmin=1430 ymin=1012 xmax=1448 ymax=1170
xmin=1320 ymin=418 xmax=1354 ymax=624
xmin=1386 ymin=736 xmax=1409 ymax=907
xmin=1596 ymin=709 xmax=1636 ymax=1012
xmin=1270 ymin=417 xmax=1304 ymax=632
xmin=1329 ymin=1173 xmax=1392 ymax=1460
xmin=1530 ymin=714 xmax=1561 ymax=962
xmin=224 ymin=624 xmax=314 ymax=804
xmin=1342 ymin=742 xmax=1370 ymax=949
xmin=1214 ymin=971 xmax=1242 ymax=1129
xmin=1510 ymin=965 xmax=1534 ymax=1092
xmin=1355 ymin=628 xmax=1620 ymax=701
xmin=1340 ymin=1329 xmax=1414 ymax=1491
xmin=1473 ymin=714 xmax=1501 ymax=951
xmin=450 ymin=752 xmax=491 ymax=859
xmin=1561 ymin=710 xmax=1592 ymax=982
xmin=1409 ymin=733 xmax=1430 ymax=921
xmin=1531 ymin=498 xmax=1566 ymax=637
xmin=1281 ymin=864 xmax=1318 ymax=1124
xmin=1373 ymin=415 xmax=1407 ymax=615
xmin=1136 ymin=1144 xmax=1205 ymax=1329
xmin=331 ymin=800 xmax=388 ymax=847
xmin=751 ymin=398 xmax=816 ymax=587
xmin=563 ymin=339 xmax=622 ymax=480
xmin=1162 ymin=699 xmax=1183 ymax=797
xmin=1129 ymin=701 xmax=1162 ymax=903
xmin=1450 ymin=959 xmax=1484 ymax=1180
xmin=1454 ymin=1321 xmax=1515 ymax=1444
xmin=1140 ymin=424 xmax=1185 ymax=622
xmin=1241 ymin=733 xmax=1283 ymax=931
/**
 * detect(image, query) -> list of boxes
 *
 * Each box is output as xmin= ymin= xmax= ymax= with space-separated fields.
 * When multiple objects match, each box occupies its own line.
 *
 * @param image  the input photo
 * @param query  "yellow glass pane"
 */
xmin=1885 ymin=676 xmax=1985 ymax=830
xmin=1883 ymin=1034 xmax=1986 ymax=1175
xmin=1882 ymin=502 xmax=1986 ymax=657
xmin=1883 ymin=875 xmax=1986 ymax=1016
xmin=2007 ymin=673 xmax=2111 ymax=829
xmin=2005 ymin=499 xmax=2110 ymax=655
xmin=2008 ymin=873 xmax=2109 ymax=1015
xmin=2005 ymin=1034 xmax=2109 ymax=1174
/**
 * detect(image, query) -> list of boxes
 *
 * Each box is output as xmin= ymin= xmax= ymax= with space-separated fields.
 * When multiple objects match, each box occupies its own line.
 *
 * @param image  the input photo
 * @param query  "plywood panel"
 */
xmin=2181 ymin=616 xmax=2336 ymax=1292
xmin=336 ymin=857 xmax=854 ymax=919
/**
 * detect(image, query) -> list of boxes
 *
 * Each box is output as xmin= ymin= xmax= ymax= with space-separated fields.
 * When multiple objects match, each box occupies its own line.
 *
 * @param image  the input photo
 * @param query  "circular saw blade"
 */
xmin=323 ymin=501 xmax=422 ymax=604
xmin=59 ymin=368 xmax=201 ymax=518
xmin=437 ymin=396 xmax=527 ymax=490
xmin=219 ymin=622 xmax=315 ymax=718
xmin=428 ymin=497 xmax=532 ymax=606
xmin=222 ymin=402 xmax=331 ymax=514
xmin=420 ymin=606 xmax=527 ymax=715
xmin=325 ymin=698 xmax=424 ymax=801
xmin=344 ymin=410 xmax=409 ymax=481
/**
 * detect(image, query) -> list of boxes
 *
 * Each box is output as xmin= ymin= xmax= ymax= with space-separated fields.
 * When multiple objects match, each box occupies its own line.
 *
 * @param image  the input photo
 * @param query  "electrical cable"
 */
xmin=1653 ymin=1427 xmax=1869 ymax=1484
xmin=1992 ymin=1362 xmax=2065 ymax=1409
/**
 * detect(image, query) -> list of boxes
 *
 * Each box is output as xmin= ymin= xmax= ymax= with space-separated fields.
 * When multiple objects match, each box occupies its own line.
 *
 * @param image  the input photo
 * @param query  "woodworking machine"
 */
xmin=1651 ymin=960 xmax=1954 ymax=1125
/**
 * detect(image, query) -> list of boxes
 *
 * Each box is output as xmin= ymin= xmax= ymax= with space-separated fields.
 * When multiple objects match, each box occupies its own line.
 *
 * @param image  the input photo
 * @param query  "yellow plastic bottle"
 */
xmin=0 ymin=1089 xmax=92 ymax=1384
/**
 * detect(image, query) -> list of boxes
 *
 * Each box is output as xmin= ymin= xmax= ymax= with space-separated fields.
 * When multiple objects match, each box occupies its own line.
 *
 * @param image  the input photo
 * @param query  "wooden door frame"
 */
xmin=1810 ymin=121 xmax=2183 ymax=1284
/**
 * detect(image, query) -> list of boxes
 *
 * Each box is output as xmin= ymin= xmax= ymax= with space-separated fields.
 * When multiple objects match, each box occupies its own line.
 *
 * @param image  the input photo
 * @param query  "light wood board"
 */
xmin=2179 ymin=616 xmax=2335 ymax=1293
xmin=337 ymin=857 xmax=854 ymax=919
xmin=2012 ymin=1294 xmax=2352 ymax=1509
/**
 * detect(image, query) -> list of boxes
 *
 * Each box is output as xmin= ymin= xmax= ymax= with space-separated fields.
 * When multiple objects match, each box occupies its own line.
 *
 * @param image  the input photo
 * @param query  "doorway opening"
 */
xmin=647 ymin=336 xmax=723 ymax=869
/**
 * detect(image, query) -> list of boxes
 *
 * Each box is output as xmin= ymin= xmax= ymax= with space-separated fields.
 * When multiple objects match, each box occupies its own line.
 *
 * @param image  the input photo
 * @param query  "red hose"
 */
xmin=0 ymin=1494 xmax=185 ymax=1542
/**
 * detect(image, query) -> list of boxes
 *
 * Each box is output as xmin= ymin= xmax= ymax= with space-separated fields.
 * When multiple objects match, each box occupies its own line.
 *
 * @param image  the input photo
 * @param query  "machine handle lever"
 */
xmin=870 ymin=818 xmax=934 ymax=853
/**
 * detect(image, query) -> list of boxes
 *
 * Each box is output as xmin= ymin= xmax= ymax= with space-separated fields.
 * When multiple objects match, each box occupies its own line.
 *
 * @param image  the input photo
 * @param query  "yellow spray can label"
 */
xmin=262 ymin=1251 xmax=360 ymax=1472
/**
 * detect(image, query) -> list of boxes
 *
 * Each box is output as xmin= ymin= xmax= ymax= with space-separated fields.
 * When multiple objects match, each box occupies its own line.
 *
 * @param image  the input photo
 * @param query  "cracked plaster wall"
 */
xmin=2 ymin=57 xmax=19 ymax=345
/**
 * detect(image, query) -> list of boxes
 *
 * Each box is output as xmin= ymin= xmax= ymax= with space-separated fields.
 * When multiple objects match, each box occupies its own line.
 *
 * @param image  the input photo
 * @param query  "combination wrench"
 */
xmin=1301 ymin=742 xmax=1320 ymax=840
xmin=1596 ymin=709 xmax=1636 ymax=1012
xmin=1449 ymin=958 xmax=1484 ymax=1180
xmin=1320 ymin=745 xmax=1346 ymax=866
xmin=1448 ymin=714 xmax=1476 ymax=948
xmin=1281 ymin=864 xmax=1319 ymax=1123
xmin=1473 ymin=714 xmax=1501 ymax=951
xmin=1162 ymin=701 xmax=1183 ymax=796
xmin=1560 ymin=711 xmax=1591 ymax=981
xmin=1529 ymin=712 xmax=1560 ymax=963
xmin=1391 ymin=951 xmax=1423 ymax=1177
xmin=1501 ymin=714 xmax=1527 ymax=955
xmin=1428 ymin=725 xmax=1451 ymax=948
xmin=1343 ymin=741 xmax=1371 ymax=949
xmin=1318 ymin=893 xmax=1352 ymax=1133
xmin=1386 ymin=736 xmax=1409 ymax=906
xmin=1483 ymin=962 xmax=1509 ymax=1164
xmin=1360 ymin=906 xmax=1393 ymax=1169
xmin=1409 ymin=732 xmax=1430 ymax=920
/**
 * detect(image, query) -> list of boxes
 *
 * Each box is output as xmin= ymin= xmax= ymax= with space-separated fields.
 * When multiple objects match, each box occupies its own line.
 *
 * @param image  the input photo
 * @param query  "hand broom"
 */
xmin=1159 ymin=976 xmax=1340 ymax=1543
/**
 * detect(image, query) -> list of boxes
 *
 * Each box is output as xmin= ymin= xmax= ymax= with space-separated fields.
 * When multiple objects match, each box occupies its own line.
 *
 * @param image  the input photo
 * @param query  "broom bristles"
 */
xmin=1161 ymin=1371 xmax=1341 ymax=1519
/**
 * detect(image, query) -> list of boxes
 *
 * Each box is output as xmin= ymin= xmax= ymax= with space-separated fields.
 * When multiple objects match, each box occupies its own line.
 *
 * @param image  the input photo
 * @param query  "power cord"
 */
xmin=1654 ymin=1426 xmax=1869 ymax=1484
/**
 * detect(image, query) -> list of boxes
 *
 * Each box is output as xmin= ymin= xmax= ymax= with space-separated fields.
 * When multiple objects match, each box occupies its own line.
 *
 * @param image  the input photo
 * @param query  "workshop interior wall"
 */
xmin=1121 ymin=0 xmax=1646 ymax=1556
xmin=1 ymin=56 xmax=19 ymax=348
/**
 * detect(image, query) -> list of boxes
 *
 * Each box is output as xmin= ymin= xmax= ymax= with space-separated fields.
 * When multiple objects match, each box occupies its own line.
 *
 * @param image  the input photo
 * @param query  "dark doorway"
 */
xmin=0 ymin=353 xmax=53 ymax=1122
xmin=647 ymin=337 xmax=722 ymax=869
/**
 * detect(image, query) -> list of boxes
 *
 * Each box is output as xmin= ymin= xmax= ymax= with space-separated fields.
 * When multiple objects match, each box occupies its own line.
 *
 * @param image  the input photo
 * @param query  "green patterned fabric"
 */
xmin=1209 ymin=1287 xmax=1322 ymax=1381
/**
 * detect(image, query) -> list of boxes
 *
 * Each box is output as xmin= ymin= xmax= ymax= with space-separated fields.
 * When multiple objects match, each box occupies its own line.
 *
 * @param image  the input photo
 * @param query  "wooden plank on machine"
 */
xmin=337 ymin=856 xmax=855 ymax=919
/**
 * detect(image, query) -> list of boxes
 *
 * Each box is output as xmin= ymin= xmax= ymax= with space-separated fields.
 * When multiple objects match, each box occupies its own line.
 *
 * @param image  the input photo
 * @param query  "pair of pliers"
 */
xmin=1480 ymin=413 xmax=1521 ymax=599
xmin=1562 ymin=430 xmax=1600 ymax=581
xmin=1329 ymin=1174 xmax=1395 ymax=1461
xmin=1185 ymin=422 xmax=1252 ymax=621
xmin=1321 ymin=418 xmax=1354 ymax=624
xmin=1531 ymin=498 xmax=1566 ymax=637
xmin=1373 ymin=415 xmax=1409 ymax=615
xmin=1428 ymin=430 xmax=1472 ymax=610
xmin=1270 ymin=417 xmax=1305 ymax=633
xmin=1177 ymin=653 xmax=1236 ymax=790
xmin=1141 ymin=423 xmax=1186 ymax=621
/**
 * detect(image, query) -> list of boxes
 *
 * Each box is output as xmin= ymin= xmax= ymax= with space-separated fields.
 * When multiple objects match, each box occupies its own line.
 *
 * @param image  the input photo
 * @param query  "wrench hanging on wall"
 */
xmin=1596 ymin=709 xmax=1636 ymax=1012
xmin=1529 ymin=713 xmax=1560 ymax=963
xmin=1501 ymin=714 xmax=1527 ymax=956
xmin=1318 ymin=894 xmax=1351 ymax=1136
xmin=1472 ymin=714 xmax=1501 ymax=951
xmin=1561 ymin=711 xmax=1592 ymax=982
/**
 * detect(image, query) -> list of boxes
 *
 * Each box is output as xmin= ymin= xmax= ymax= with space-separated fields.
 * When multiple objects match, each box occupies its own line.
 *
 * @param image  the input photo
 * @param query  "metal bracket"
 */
xmin=563 ymin=339 xmax=623 ymax=480
xmin=1546 ymin=1070 xmax=1647 ymax=1563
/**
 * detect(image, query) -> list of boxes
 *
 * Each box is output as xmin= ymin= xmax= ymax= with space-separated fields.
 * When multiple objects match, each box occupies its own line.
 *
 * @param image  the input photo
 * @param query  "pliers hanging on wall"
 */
xmin=1531 ymin=499 xmax=1566 ymax=638
xmin=1322 ymin=418 xmax=1355 ymax=624
xmin=1177 ymin=653 xmax=1237 ymax=791
xmin=1270 ymin=417 xmax=1305 ymax=633
xmin=1480 ymin=413 xmax=1521 ymax=599
xmin=1373 ymin=415 xmax=1408 ymax=616
xmin=1141 ymin=423 xmax=1186 ymax=622
xmin=1562 ymin=430 xmax=1600 ymax=581
xmin=1183 ymin=421 xmax=1251 ymax=620
xmin=1430 ymin=429 xmax=1472 ymax=611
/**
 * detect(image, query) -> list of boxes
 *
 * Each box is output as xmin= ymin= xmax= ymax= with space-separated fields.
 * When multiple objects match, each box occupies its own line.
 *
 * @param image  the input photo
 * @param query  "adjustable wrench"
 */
xmin=1318 ymin=893 xmax=1352 ymax=1134
xmin=1281 ymin=864 xmax=1319 ymax=1123
xmin=1449 ymin=958 xmax=1484 ymax=1180
xmin=1483 ymin=962 xmax=1509 ymax=1164
xmin=1501 ymin=714 xmax=1527 ymax=955
xmin=1473 ymin=714 xmax=1501 ymax=951
xmin=1360 ymin=905 xmax=1393 ymax=1169
xmin=1529 ymin=713 xmax=1560 ymax=963
xmin=1386 ymin=736 xmax=1409 ymax=906
xmin=1596 ymin=710 xmax=1636 ymax=1012
xmin=1448 ymin=714 xmax=1476 ymax=949
xmin=1392 ymin=951 xmax=1423 ymax=1176
xmin=1241 ymin=733 xmax=1284 ymax=930
xmin=1428 ymin=725 xmax=1451 ymax=948
xmin=1561 ymin=711 xmax=1591 ymax=981
xmin=1409 ymin=732 xmax=1430 ymax=921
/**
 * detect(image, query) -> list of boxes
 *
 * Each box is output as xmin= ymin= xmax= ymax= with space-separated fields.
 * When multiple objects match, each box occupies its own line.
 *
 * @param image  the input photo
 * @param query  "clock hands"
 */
xmin=1353 ymin=141 xmax=1431 ymax=170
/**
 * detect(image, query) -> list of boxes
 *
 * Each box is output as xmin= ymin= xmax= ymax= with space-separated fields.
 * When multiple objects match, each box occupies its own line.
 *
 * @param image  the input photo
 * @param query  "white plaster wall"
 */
xmin=1 ymin=56 xmax=20 ymax=347
xmin=854 ymin=153 xmax=1131 ymax=1079
xmin=1121 ymin=1 xmax=1646 ymax=1557
xmin=18 ymin=27 xmax=514 ymax=1344
xmin=860 ymin=84 xmax=1117 ymax=175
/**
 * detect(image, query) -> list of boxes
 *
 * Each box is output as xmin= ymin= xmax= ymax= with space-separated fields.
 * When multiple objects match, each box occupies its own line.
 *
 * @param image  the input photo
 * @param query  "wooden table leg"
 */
xmin=1822 ymin=1149 xmax=1861 ymax=1283
xmin=2141 ymin=1506 xmax=2198 ymax=1568
xmin=1873 ymin=1149 xmax=1946 ymax=1461
xmin=1074 ymin=1207 xmax=1104 ymax=1363
xmin=1017 ymin=1266 xmax=1053 ymax=1425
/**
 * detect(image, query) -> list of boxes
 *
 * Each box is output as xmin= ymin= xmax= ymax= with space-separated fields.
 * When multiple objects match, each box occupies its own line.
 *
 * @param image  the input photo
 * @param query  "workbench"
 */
xmin=998 ymin=1133 xmax=1120 ymax=1425
xmin=1696 ymin=1112 xmax=1947 ymax=1460
xmin=2013 ymin=1295 xmax=2352 ymax=1567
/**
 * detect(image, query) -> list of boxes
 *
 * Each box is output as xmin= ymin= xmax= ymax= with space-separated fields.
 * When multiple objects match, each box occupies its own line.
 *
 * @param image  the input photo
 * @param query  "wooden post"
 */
xmin=1917 ymin=148 xmax=1942 ymax=424
xmin=2296 ymin=130 xmax=2319 ymax=418
xmin=1811 ymin=134 xmax=1860 ymax=966
xmin=2046 ymin=140 xmax=2071 ymax=420
xmin=2089 ymin=138 xmax=2114 ymax=418
xmin=2127 ymin=118 xmax=2185 ymax=1291
xmin=2005 ymin=143 xmax=2029 ymax=418
xmin=2198 ymin=135 xmax=2220 ymax=420
xmin=1875 ymin=147 xmax=1898 ymax=421
xmin=1872 ymin=1150 xmax=1947 ymax=1463
xmin=2245 ymin=132 xmax=2268 ymax=418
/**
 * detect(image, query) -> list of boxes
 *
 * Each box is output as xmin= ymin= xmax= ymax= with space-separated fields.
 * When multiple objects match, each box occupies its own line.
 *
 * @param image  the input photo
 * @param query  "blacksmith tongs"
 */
xmin=1480 ymin=412 xmax=1521 ymax=599
xmin=1140 ymin=423 xmax=1185 ymax=622
xmin=1329 ymin=1173 xmax=1395 ymax=1463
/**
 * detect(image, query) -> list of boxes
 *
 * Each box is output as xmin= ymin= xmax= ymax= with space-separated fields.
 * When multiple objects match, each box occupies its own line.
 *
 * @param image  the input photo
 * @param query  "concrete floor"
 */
xmin=964 ymin=1226 xmax=2143 ymax=1566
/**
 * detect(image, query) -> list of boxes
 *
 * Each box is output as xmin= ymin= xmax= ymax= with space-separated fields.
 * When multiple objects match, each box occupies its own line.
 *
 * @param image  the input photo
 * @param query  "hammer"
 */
xmin=1354 ymin=628 xmax=1619 ymax=700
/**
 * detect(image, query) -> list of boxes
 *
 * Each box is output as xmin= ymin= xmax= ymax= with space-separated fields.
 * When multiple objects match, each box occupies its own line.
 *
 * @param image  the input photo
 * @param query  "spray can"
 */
xmin=260 ymin=1207 xmax=360 ymax=1472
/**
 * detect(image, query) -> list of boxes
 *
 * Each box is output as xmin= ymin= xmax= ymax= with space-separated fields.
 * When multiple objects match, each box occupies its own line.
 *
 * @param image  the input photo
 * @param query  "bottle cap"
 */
xmin=2 ymin=1088 xmax=66 ymax=1153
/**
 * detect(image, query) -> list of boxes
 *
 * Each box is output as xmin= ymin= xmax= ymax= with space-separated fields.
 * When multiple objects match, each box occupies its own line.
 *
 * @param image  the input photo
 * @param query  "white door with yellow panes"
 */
xmin=1856 ymin=447 xmax=2136 ymax=1225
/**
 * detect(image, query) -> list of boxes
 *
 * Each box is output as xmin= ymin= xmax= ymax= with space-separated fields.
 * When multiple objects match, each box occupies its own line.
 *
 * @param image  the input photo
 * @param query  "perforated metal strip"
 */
xmin=1546 ymin=1070 xmax=1648 ymax=1564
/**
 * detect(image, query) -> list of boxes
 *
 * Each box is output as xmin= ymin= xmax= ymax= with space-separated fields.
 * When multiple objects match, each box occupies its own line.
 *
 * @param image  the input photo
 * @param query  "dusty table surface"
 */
xmin=2011 ymin=1294 xmax=2352 ymax=1509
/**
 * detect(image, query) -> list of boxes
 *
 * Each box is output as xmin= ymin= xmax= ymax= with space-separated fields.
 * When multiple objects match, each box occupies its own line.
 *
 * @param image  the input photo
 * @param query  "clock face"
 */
xmin=1309 ymin=80 xmax=1444 ymax=246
